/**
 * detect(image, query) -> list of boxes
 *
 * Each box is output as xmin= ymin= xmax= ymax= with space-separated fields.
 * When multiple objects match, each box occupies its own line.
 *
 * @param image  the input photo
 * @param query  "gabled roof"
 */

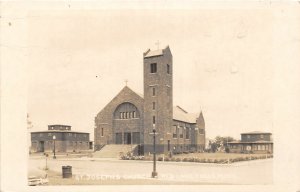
xmin=136 ymin=92 xmax=144 ymax=98
xmin=116 ymin=86 xmax=144 ymax=100
xmin=173 ymin=105 xmax=199 ymax=124
xmin=124 ymin=86 xmax=144 ymax=99
xmin=96 ymin=86 xmax=144 ymax=117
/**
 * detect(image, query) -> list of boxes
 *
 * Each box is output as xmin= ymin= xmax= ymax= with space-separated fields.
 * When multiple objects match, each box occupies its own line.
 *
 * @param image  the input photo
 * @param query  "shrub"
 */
xmin=225 ymin=147 xmax=230 ymax=153
xmin=171 ymin=157 xmax=176 ymax=161
xmin=175 ymin=158 xmax=181 ymax=162
xmin=158 ymin=157 xmax=163 ymax=161
xmin=182 ymin=158 xmax=189 ymax=162
xmin=219 ymin=159 xmax=226 ymax=164
xmin=120 ymin=155 xmax=131 ymax=160
xmin=138 ymin=156 xmax=144 ymax=160
xmin=199 ymin=158 xmax=206 ymax=163
xmin=219 ymin=159 xmax=225 ymax=164
xmin=188 ymin=158 xmax=195 ymax=162
xmin=213 ymin=159 xmax=218 ymax=163
xmin=219 ymin=159 xmax=225 ymax=163
xmin=165 ymin=157 xmax=170 ymax=161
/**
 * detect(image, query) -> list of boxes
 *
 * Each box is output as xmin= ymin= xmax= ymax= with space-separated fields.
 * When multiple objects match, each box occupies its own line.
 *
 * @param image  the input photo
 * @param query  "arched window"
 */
xmin=114 ymin=102 xmax=140 ymax=119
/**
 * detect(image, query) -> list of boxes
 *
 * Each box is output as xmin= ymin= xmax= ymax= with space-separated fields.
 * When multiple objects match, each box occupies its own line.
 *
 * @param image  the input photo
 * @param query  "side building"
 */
xmin=228 ymin=131 xmax=273 ymax=154
xmin=31 ymin=124 xmax=92 ymax=153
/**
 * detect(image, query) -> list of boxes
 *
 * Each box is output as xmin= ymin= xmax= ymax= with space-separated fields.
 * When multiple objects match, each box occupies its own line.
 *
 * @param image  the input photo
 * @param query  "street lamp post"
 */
xmin=53 ymin=135 xmax=56 ymax=159
xmin=152 ymin=124 xmax=158 ymax=178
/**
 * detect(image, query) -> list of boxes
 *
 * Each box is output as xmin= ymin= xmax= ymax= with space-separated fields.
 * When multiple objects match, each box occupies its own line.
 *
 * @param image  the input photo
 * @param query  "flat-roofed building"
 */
xmin=31 ymin=124 xmax=92 ymax=153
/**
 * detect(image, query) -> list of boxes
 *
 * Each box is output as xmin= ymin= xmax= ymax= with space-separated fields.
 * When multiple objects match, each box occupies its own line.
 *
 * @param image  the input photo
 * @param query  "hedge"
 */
xmin=119 ymin=154 xmax=273 ymax=164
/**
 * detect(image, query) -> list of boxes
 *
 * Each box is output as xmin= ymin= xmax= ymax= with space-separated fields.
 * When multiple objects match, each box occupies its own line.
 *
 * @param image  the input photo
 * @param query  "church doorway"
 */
xmin=124 ymin=132 xmax=131 ymax=144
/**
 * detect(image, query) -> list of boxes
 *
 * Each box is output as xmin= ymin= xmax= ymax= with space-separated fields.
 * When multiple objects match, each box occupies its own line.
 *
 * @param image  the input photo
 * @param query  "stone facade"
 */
xmin=94 ymin=86 xmax=144 ymax=150
xmin=94 ymin=46 xmax=205 ymax=154
xmin=143 ymin=46 xmax=173 ymax=153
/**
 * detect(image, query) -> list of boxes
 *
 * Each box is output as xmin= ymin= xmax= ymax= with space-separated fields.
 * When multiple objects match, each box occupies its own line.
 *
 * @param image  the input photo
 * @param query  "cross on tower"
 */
xmin=155 ymin=40 xmax=160 ymax=50
xmin=125 ymin=79 xmax=128 ymax=86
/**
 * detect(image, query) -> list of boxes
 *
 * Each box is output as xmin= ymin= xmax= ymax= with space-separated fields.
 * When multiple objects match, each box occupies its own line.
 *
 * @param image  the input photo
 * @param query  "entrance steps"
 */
xmin=93 ymin=144 xmax=137 ymax=158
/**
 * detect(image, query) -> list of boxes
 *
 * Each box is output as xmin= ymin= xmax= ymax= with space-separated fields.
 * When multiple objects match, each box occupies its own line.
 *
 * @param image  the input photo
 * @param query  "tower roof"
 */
xmin=143 ymin=45 xmax=170 ymax=58
xmin=144 ymin=49 xmax=163 ymax=58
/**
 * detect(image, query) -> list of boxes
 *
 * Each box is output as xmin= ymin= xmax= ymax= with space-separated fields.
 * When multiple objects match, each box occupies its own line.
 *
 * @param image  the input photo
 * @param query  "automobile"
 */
xmin=28 ymin=167 xmax=49 ymax=186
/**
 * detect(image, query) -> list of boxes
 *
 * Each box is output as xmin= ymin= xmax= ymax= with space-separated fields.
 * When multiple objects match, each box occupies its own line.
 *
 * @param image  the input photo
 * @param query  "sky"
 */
xmin=27 ymin=9 xmax=274 ymax=140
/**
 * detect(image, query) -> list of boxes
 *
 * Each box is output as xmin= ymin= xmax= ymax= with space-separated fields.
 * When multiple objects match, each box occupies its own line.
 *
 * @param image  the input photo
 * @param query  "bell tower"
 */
xmin=143 ymin=46 xmax=173 ymax=153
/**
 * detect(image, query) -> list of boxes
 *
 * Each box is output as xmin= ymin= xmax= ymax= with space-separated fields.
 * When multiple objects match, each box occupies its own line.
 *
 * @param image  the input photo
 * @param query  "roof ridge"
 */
xmin=124 ymin=85 xmax=143 ymax=99
xmin=175 ymin=105 xmax=188 ymax=113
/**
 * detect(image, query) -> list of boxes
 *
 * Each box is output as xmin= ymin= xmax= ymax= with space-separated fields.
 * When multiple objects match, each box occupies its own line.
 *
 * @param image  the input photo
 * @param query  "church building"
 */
xmin=94 ymin=46 xmax=205 ymax=154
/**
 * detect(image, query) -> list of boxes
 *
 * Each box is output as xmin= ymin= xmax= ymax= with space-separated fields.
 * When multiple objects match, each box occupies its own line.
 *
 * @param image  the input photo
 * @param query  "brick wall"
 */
xmin=94 ymin=86 xmax=144 ymax=148
xmin=94 ymin=46 xmax=206 ymax=154
xmin=143 ymin=47 xmax=173 ymax=153
xmin=31 ymin=131 xmax=90 ymax=153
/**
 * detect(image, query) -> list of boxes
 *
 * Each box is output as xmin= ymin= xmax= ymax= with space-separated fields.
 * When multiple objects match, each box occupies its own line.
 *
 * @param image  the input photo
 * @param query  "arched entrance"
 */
xmin=113 ymin=102 xmax=142 ymax=145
